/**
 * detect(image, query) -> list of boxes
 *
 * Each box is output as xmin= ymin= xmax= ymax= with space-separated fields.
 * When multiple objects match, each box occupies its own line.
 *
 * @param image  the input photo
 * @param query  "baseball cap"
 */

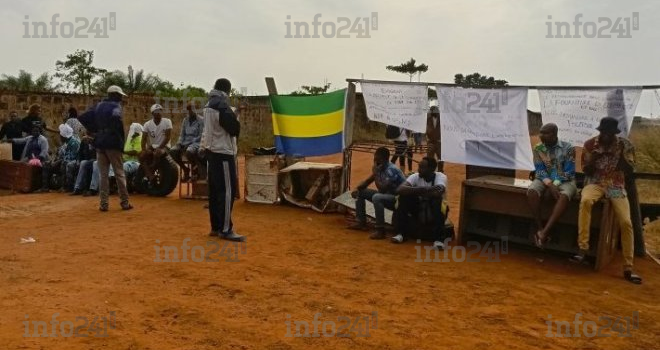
xmin=107 ymin=85 xmax=127 ymax=96
xmin=150 ymin=104 xmax=163 ymax=113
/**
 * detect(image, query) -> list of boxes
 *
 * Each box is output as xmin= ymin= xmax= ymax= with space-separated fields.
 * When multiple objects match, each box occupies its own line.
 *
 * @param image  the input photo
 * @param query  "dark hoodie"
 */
xmin=206 ymin=89 xmax=240 ymax=137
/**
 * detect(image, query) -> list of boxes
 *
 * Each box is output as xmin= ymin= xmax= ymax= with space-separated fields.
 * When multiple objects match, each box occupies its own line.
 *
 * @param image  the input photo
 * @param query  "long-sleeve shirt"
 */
xmin=532 ymin=140 xmax=576 ymax=184
xmin=177 ymin=115 xmax=204 ymax=147
xmin=79 ymin=99 xmax=125 ymax=151
xmin=582 ymin=136 xmax=635 ymax=198
xmin=12 ymin=135 xmax=49 ymax=162
xmin=0 ymin=120 xmax=23 ymax=140
xmin=200 ymin=90 xmax=236 ymax=155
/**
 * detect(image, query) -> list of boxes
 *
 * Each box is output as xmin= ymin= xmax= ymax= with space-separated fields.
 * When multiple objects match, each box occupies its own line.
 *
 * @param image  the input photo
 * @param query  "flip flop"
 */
xmin=624 ymin=271 xmax=642 ymax=285
xmin=569 ymin=252 xmax=586 ymax=264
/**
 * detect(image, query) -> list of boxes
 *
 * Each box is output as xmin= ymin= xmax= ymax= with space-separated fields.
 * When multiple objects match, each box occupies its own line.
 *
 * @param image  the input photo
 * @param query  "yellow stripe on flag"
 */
xmin=272 ymin=109 xmax=344 ymax=138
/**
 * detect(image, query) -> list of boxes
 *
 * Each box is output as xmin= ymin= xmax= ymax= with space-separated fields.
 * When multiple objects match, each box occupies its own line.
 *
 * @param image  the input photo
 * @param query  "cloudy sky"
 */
xmin=1 ymin=0 xmax=659 ymax=116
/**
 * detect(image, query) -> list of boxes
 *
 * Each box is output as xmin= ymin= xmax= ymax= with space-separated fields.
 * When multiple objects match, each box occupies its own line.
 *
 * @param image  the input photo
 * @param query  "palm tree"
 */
xmin=0 ymin=70 xmax=59 ymax=91
xmin=94 ymin=65 xmax=166 ymax=94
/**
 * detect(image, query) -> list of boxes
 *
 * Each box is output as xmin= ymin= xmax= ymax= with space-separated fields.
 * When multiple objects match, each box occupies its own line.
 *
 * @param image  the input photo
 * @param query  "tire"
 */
xmin=135 ymin=155 xmax=179 ymax=197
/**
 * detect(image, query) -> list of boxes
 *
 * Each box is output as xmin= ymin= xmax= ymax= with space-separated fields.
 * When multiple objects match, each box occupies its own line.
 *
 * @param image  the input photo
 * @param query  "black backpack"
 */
xmin=385 ymin=125 xmax=401 ymax=139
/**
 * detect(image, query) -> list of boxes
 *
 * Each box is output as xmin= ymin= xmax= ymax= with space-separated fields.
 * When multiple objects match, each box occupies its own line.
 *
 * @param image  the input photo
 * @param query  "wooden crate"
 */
xmin=0 ymin=160 xmax=42 ymax=193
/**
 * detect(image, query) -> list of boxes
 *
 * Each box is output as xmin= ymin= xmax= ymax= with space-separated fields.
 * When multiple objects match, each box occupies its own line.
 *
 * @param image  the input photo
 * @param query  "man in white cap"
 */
xmin=38 ymin=123 xmax=80 ymax=192
xmin=78 ymin=85 xmax=133 ymax=211
xmin=139 ymin=104 xmax=172 ymax=188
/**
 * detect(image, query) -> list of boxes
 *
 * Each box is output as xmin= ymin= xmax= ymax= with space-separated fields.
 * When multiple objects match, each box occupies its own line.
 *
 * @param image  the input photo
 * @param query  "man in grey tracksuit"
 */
xmin=200 ymin=78 xmax=244 ymax=241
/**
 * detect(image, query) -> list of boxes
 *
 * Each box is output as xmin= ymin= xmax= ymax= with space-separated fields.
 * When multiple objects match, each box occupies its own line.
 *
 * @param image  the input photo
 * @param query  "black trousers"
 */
xmin=391 ymin=141 xmax=413 ymax=171
xmin=207 ymin=152 xmax=237 ymax=233
xmin=394 ymin=195 xmax=447 ymax=242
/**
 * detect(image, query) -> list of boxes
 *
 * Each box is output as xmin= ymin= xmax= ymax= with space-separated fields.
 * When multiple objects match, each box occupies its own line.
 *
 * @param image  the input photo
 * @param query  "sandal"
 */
xmin=569 ymin=250 xmax=587 ymax=264
xmin=624 ymin=271 xmax=642 ymax=285
xmin=99 ymin=203 xmax=109 ymax=212
xmin=120 ymin=202 xmax=134 ymax=211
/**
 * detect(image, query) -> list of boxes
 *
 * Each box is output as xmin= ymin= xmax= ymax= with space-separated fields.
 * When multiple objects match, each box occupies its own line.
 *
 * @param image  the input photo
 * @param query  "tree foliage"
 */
xmin=0 ymin=70 xmax=59 ymax=91
xmin=454 ymin=73 xmax=508 ymax=88
xmin=290 ymin=83 xmax=332 ymax=95
xmin=54 ymin=49 xmax=107 ymax=94
xmin=386 ymin=58 xmax=429 ymax=82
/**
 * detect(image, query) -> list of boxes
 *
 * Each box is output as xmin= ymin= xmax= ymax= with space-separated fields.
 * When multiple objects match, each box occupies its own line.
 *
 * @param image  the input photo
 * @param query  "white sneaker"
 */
xmin=433 ymin=240 xmax=445 ymax=250
xmin=391 ymin=234 xmax=404 ymax=243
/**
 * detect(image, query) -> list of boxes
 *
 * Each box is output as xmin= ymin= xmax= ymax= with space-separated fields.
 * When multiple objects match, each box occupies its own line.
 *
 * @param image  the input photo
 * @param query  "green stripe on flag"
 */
xmin=271 ymin=89 xmax=346 ymax=116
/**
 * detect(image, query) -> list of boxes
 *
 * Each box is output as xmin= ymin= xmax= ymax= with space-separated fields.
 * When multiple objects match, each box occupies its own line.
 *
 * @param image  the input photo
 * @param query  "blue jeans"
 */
xmin=74 ymin=159 xmax=94 ymax=191
xmin=90 ymin=160 xmax=114 ymax=191
xmin=355 ymin=188 xmax=396 ymax=228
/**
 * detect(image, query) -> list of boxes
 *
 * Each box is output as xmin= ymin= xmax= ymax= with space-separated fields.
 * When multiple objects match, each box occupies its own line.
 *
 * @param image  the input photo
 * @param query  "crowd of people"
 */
xmin=0 ymin=86 xmax=643 ymax=283
xmin=352 ymin=115 xmax=642 ymax=284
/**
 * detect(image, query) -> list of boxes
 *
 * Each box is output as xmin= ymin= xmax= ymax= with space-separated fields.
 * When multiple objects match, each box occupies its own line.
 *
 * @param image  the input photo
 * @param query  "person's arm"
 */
xmin=617 ymin=140 xmax=635 ymax=175
xmin=582 ymin=141 xmax=598 ymax=176
xmin=38 ymin=137 xmax=49 ymax=161
xmin=193 ymin=119 xmax=204 ymax=145
xmin=0 ymin=124 xmax=7 ymax=140
xmin=159 ymin=129 xmax=172 ymax=150
xmin=176 ymin=119 xmax=186 ymax=146
xmin=10 ymin=136 xmax=29 ymax=145
xmin=141 ymin=128 xmax=148 ymax=152
xmin=561 ymin=145 xmax=576 ymax=182
xmin=357 ymin=174 xmax=375 ymax=190
xmin=532 ymin=148 xmax=551 ymax=185
xmin=396 ymin=181 xmax=422 ymax=196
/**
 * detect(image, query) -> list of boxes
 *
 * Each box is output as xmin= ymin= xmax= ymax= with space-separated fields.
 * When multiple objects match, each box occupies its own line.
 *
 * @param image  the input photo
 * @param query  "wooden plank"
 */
xmin=265 ymin=77 xmax=278 ymax=95
xmin=457 ymin=181 xmax=468 ymax=244
xmin=305 ymin=174 xmax=326 ymax=201
xmin=626 ymin=177 xmax=646 ymax=257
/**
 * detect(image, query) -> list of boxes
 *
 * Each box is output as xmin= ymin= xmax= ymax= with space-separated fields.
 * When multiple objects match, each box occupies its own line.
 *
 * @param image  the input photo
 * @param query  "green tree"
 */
xmin=93 ymin=65 xmax=172 ymax=95
xmin=0 ymin=70 xmax=59 ymax=91
xmin=290 ymin=83 xmax=332 ymax=95
xmin=386 ymin=58 xmax=429 ymax=82
xmin=54 ymin=49 xmax=107 ymax=94
xmin=454 ymin=73 xmax=508 ymax=88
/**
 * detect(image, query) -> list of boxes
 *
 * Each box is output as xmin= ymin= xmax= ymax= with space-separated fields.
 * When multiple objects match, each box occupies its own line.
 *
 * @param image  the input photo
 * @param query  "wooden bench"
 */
xmin=458 ymin=175 xmax=620 ymax=271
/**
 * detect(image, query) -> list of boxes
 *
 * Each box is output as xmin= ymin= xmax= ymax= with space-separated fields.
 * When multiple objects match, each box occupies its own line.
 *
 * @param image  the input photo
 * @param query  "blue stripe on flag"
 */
xmin=275 ymin=132 xmax=343 ymax=157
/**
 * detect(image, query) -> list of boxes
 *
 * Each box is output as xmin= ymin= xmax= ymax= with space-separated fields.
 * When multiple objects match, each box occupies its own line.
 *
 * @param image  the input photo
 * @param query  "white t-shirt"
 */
xmin=144 ymin=118 xmax=173 ymax=148
xmin=406 ymin=172 xmax=448 ymax=189
xmin=396 ymin=128 xmax=408 ymax=142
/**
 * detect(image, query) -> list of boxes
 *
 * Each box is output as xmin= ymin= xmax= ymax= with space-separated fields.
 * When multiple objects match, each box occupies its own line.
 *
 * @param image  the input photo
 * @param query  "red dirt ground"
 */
xmin=0 ymin=152 xmax=658 ymax=350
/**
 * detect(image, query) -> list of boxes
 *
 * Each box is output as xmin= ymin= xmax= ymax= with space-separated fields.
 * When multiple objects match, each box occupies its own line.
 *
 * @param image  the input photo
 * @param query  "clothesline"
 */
xmin=345 ymin=78 xmax=660 ymax=90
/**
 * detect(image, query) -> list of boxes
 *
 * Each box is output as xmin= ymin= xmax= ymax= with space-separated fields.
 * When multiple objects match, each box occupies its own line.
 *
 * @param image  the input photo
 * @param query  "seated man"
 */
xmin=139 ymin=104 xmax=172 ymax=187
xmin=6 ymin=125 xmax=49 ymax=165
xmin=348 ymin=147 xmax=406 ymax=239
xmin=391 ymin=157 xmax=449 ymax=249
xmin=575 ymin=117 xmax=641 ymax=284
xmin=170 ymin=104 xmax=204 ymax=182
xmin=526 ymin=123 xmax=577 ymax=247
xmin=39 ymin=124 xmax=80 ymax=192
xmin=0 ymin=111 xmax=25 ymax=160
xmin=123 ymin=123 xmax=143 ymax=181
xmin=71 ymin=135 xmax=96 ymax=195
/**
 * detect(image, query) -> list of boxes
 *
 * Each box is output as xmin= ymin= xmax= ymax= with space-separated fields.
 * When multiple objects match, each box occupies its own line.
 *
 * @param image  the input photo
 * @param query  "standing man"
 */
xmin=200 ymin=78 xmax=244 ymax=241
xmin=0 ymin=111 xmax=24 ymax=160
xmin=140 ymin=104 xmax=173 ymax=187
xmin=527 ymin=123 xmax=577 ymax=248
xmin=78 ymin=85 xmax=133 ymax=211
xmin=426 ymin=106 xmax=443 ymax=171
xmin=348 ymin=147 xmax=406 ymax=239
xmin=391 ymin=157 xmax=449 ymax=249
xmin=575 ymin=117 xmax=641 ymax=284
xmin=170 ymin=104 xmax=204 ymax=182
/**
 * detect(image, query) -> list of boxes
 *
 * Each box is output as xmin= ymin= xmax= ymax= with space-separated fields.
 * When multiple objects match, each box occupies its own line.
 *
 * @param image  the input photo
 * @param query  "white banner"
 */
xmin=538 ymin=88 xmax=642 ymax=147
xmin=361 ymin=83 xmax=428 ymax=133
xmin=437 ymin=87 xmax=534 ymax=170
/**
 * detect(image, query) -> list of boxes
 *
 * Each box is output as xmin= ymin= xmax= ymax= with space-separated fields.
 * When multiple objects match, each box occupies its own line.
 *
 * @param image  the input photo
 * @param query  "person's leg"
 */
xmin=576 ymin=185 xmax=605 ymax=255
xmin=40 ymin=162 xmax=51 ymax=191
xmin=428 ymin=198 xmax=448 ymax=243
xmin=138 ymin=150 xmax=155 ymax=181
xmin=538 ymin=182 xmax=577 ymax=243
xmin=89 ymin=160 xmax=100 ymax=192
xmin=392 ymin=195 xmax=417 ymax=243
xmin=350 ymin=188 xmax=378 ymax=228
xmin=108 ymin=149 xmax=130 ymax=207
xmin=96 ymin=150 xmax=111 ymax=209
xmin=185 ymin=144 xmax=200 ymax=180
xmin=73 ymin=160 xmax=90 ymax=192
xmin=207 ymin=152 xmax=221 ymax=233
xmin=527 ymin=180 xmax=545 ymax=231
xmin=610 ymin=197 xmax=635 ymax=271
xmin=223 ymin=155 xmax=238 ymax=234
xmin=65 ymin=161 xmax=78 ymax=192
xmin=405 ymin=142 xmax=413 ymax=171
xmin=370 ymin=193 xmax=395 ymax=239
xmin=170 ymin=145 xmax=187 ymax=177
